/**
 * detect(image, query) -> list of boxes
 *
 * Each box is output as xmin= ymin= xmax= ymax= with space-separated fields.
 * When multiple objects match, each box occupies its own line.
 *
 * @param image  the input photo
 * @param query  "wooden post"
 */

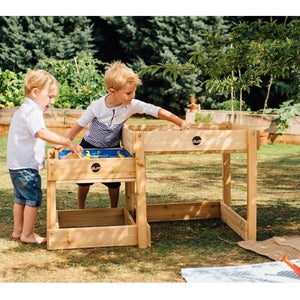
xmin=134 ymin=132 xmax=149 ymax=248
xmin=125 ymin=182 xmax=135 ymax=214
xmin=222 ymin=152 xmax=231 ymax=206
xmin=247 ymin=130 xmax=257 ymax=240
xmin=47 ymin=180 xmax=56 ymax=230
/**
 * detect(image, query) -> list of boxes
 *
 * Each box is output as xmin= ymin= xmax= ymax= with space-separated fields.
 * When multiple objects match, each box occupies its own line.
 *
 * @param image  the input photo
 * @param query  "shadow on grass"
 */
xmin=1 ymin=144 xmax=299 ymax=282
xmin=1 ymin=202 xmax=297 ymax=282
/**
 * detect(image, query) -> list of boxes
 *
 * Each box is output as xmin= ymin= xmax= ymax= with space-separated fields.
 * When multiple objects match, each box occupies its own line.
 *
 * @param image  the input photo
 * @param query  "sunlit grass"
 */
xmin=0 ymin=125 xmax=299 ymax=282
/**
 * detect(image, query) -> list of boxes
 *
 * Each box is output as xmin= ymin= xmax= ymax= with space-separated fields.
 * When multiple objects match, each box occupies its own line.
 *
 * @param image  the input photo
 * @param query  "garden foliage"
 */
xmin=0 ymin=52 xmax=106 ymax=109
xmin=0 ymin=16 xmax=94 ymax=73
xmin=0 ymin=16 xmax=299 ymax=115
xmin=100 ymin=16 xmax=231 ymax=112
xmin=36 ymin=52 xmax=106 ymax=109
xmin=0 ymin=70 xmax=24 ymax=108
xmin=142 ymin=18 xmax=300 ymax=115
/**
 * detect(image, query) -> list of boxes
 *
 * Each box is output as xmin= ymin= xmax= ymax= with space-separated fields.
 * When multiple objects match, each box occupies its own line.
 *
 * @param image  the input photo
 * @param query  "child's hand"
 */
xmin=53 ymin=144 xmax=66 ymax=151
xmin=68 ymin=141 xmax=83 ymax=154
xmin=179 ymin=120 xmax=189 ymax=131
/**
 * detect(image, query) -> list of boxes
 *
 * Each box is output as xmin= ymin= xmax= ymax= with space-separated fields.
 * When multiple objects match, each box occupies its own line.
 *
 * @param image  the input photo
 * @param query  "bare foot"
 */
xmin=12 ymin=232 xmax=21 ymax=240
xmin=20 ymin=233 xmax=47 ymax=244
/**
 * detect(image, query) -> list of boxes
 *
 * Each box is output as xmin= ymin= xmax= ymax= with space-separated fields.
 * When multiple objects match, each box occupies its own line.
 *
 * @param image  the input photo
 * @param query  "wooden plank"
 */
xmin=146 ymin=201 xmax=220 ymax=222
xmin=136 ymin=149 xmax=248 ymax=155
xmin=47 ymin=180 xmax=57 ymax=229
xmin=222 ymin=153 xmax=231 ymax=206
xmin=220 ymin=202 xmax=248 ymax=240
xmin=123 ymin=208 xmax=136 ymax=225
xmin=124 ymin=123 xmax=233 ymax=132
xmin=47 ymin=157 xmax=136 ymax=181
xmin=230 ymin=123 xmax=250 ymax=130
xmin=141 ymin=130 xmax=248 ymax=153
xmin=146 ymin=223 xmax=151 ymax=247
xmin=270 ymin=133 xmax=300 ymax=145
xmin=121 ymin=126 xmax=135 ymax=154
xmin=57 ymin=208 xmax=125 ymax=228
xmin=125 ymin=181 xmax=135 ymax=213
xmin=46 ymin=180 xmax=58 ymax=250
xmin=247 ymin=130 xmax=257 ymax=240
xmin=123 ymin=123 xmax=249 ymax=154
xmin=47 ymin=225 xmax=138 ymax=250
xmin=134 ymin=132 xmax=148 ymax=249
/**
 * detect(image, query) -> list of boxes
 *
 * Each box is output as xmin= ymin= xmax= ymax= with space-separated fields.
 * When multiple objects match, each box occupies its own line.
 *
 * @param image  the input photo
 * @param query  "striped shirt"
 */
xmin=77 ymin=95 xmax=160 ymax=148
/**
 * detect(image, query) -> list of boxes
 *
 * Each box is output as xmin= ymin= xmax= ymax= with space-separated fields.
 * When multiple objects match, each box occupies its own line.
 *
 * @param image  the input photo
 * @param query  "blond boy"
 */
xmin=67 ymin=61 xmax=188 ymax=209
xmin=7 ymin=69 xmax=83 ymax=244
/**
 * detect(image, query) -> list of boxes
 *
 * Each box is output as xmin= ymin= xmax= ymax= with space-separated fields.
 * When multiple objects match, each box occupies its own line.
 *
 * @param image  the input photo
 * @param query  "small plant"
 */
xmin=265 ymin=100 xmax=300 ymax=134
xmin=194 ymin=112 xmax=213 ymax=123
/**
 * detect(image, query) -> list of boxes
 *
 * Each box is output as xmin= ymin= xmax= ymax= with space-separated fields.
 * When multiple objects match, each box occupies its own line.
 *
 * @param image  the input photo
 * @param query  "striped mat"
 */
xmin=181 ymin=259 xmax=300 ymax=283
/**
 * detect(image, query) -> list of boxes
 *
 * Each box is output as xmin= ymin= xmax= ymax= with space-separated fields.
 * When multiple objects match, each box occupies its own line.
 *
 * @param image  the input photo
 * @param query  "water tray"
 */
xmin=59 ymin=148 xmax=132 ymax=159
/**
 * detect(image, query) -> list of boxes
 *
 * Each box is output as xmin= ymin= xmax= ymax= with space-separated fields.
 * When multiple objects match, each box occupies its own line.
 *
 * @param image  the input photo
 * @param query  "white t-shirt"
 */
xmin=78 ymin=95 xmax=160 ymax=148
xmin=7 ymin=98 xmax=47 ymax=170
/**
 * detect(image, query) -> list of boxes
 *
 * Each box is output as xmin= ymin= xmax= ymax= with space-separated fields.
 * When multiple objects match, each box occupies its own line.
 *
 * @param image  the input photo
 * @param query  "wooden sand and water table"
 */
xmin=46 ymin=122 xmax=259 ymax=250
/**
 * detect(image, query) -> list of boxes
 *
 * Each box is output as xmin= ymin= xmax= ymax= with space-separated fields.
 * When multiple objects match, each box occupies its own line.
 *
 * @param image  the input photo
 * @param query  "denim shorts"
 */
xmin=9 ymin=169 xmax=42 ymax=207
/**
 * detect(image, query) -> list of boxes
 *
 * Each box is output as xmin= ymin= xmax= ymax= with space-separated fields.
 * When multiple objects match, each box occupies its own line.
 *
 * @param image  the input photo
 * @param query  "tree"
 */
xmin=141 ymin=17 xmax=300 ymax=117
xmin=0 ymin=16 xmax=95 ymax=72
xmin=92 ymin=16 xmax=231 ymax=114
xmin=246 ymin=19 xmax=300 ymax=114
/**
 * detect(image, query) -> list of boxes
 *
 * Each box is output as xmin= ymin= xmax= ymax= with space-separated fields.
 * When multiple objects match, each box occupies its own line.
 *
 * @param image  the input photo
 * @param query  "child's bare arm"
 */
xmin=158 ymin=108 xmax=189 ymax=130
xmin=36 ymin=128 xmax=83 ymax=153
xmin=67 ymin=123 xmax=85 ymax=140
xmin=53 ymin=123 xmax=85 ymax=151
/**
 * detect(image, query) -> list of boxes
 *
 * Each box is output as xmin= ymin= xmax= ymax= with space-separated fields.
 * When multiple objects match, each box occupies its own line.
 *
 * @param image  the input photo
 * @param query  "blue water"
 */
xmin=58 ymin=148 xmax=132 ymax=159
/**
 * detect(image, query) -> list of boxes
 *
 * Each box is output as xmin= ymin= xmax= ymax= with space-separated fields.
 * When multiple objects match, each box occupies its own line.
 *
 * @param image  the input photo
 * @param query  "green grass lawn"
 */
xmin=0 ymin=125 xmax=299 ymax=282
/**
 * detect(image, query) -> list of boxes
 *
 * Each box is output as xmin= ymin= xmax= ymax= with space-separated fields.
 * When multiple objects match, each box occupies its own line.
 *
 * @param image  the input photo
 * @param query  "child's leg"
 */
xmin=20 ymin=205 xmax=46 ymax=244
xmin=78 ymin=185 xmax=90 ymax=209
xmin=12 ymin=203 xmax=25 ymax=239
xmin=108 ymin=187 xmax=119 ymax=208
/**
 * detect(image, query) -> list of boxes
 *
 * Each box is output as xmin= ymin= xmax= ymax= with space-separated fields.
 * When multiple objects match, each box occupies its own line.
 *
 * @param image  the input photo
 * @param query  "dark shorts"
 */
xmin=77 ymin=139 xmax=121 ymax=189
xmin=9 ymin=168 xmax=42 ymax=207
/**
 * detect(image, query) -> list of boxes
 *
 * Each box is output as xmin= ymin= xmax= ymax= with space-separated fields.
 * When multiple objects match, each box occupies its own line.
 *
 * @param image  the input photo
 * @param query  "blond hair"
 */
xmin=104 ymin=61 xmax=141 ymax=91
xmin=24 ymin=69 xmax=59 ymax=97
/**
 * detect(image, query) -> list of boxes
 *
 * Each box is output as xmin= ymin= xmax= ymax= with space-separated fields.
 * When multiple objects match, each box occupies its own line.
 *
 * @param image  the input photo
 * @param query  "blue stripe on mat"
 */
xmin=181 ymin=259 xmax=300 ymax=283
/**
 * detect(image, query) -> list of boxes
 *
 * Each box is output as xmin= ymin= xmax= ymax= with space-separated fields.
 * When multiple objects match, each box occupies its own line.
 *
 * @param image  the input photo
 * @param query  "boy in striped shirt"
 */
xmin=67 ymin=61 xmax=188 ymax=208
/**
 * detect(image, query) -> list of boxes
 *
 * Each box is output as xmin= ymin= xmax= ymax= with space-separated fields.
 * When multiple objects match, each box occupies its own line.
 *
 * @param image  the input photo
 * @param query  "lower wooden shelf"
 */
xmin=147 ymin=201 xmax=250 ymax=241
xmin=47 ymin=208 xmax=151 ymax=250
xmin=146 ymin=201 xmax=220 ymax=222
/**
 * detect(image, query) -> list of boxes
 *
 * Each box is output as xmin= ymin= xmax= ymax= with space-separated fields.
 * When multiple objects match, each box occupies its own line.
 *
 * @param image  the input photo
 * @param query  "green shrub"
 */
xmin=265 ymin=100 xmax=300 ymax=134
xmin=0 ymin=70 xmax=24 ymax=108
xmin=216 ymin=99 xmax=248 ymax=111
xmin=37 ymin=52 xmax=107 ymax=109
xmin=0 ymin=52 xmax=107 ymax=109
xmin=194 ymin=112 xmax=213 ymax=123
